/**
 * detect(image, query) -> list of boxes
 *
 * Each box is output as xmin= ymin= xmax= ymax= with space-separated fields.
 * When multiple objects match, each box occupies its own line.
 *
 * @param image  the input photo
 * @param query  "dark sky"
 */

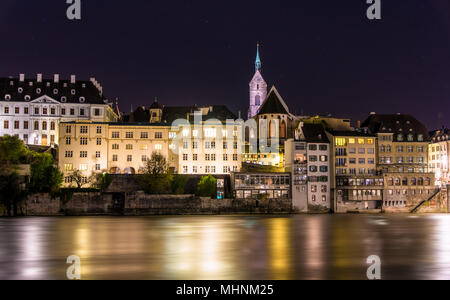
xmin=1 ymin=0 xmax=449 ymax=129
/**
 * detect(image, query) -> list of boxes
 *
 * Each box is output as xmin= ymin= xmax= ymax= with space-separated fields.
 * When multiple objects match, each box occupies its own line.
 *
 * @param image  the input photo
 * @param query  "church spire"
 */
xmin=255 ymin=43 xmax=262 ymax=71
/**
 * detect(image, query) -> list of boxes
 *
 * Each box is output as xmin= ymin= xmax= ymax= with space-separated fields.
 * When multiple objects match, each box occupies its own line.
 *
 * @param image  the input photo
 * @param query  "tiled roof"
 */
xmin=430 ymin=127 xmax=450 ymax=142
xmin=301 ymin=123 xmax=330 ymax=143
xmin=361 ymin=114 xmax=430 ymax=142
xmin=0 ymin=75 xmax=107 ymax=104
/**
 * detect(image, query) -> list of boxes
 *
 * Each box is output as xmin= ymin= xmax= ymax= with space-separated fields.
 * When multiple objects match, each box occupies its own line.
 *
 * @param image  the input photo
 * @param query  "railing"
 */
xmin=410 ymin=188 xmax=441 ymax=213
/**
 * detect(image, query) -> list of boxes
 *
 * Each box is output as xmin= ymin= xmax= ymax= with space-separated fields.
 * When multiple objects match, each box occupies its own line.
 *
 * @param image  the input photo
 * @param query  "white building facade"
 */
xmin=0 ymin=74 xmax=117 ymax=146
xmin=429 ymin=128 xmax=450 ymax=187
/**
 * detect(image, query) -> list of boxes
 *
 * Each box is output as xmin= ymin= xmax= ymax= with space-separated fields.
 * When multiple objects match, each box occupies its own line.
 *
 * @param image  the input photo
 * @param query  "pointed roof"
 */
xmin=255 ymin=44 xmax=262 ymax=71
xmin=257 ymin=86 xmax=290 ymax=115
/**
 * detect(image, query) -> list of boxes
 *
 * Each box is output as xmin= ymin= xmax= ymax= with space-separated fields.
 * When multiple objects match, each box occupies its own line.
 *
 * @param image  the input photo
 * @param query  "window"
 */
xmin=80 ymin=151 xmax=88 ymax=158
xmin=183 ymin=166 xmax=188 ymax=174
xmin=3 ymin=120 xmax=9 ymax=129
xmin=80 ymin=137 xmax=88 ymax=145
xmin=309 ymin=144 xmax=318 ymax=151
xmin=113 ymin=155 xmax=118 ymax=162
xmin=70 ymin=108 xmax=75 ymax=115
xmin=233 ymin=154 xmax=238 ymax=161
xmin=96 ymin=126 xmax=102 ymax=134
xmin=193 ymin=154 xmax=198 ymax=161
xmin=43 ymin=108 xmax=48 ymax=115
xmin=94 ymin=109 xmax=101 ymax=116
xmin=80 ymin=126 xmax=88 ymax=134
xmin=34 ymin=121 xmax=39 ymax=130
xmin=155 ymin=132 xmax=163 ymax=139
xmin=319 ymin=155 xmax=328 ymax=162
xmin=79 ymin=164 xmax=88 ymax=171
xmin=155 ymin=144 xmax=162 ymax=150
xmin=126 ymin=132 xmax=134 ymax=138
xmin=24 ymin=107 xmax=29 ymax=114
xmin=66 ymin=137 xmax=71 ymax=145
xmin=112 ymin=144 xmax=119 ymax=150
xmin=169 ymin=132 xmax=176 ymax=139
xmin=80 ymin=109 xmax=85 ymax=116
xmin=126 ymin=144 xmax=133 ymax=150
xmin=141 ymin=132 xmax=148 ymax=139
xmin=142 ymin=155 xmax=147 ymax=162
xmin=192 ymin=166 xmax=198 ymax=173
xmin=127 ymin=155 xmax=132 ymax=162
xmin=50 ymin=122 xmax=55 ymax=131
xmin=319 ymin=145 xmax=328 ymax=151
xmin=183 ymin=154 xmax=188 ymax=161
xmin=309 ymin=166 xmax=318 ymax=172
xmin=112 ymin=132 xmax=120 ymax=139
xmin=64 ymin=164 xmax=73 ymax=171
xmin=34 ymin=107 xmax=39 ymax=114
xmin=14 ymin=121 xmax=19 ymax=129
xmin=23 ymin=121 xmax=29 ymax=129
xmin=96 ymin=138 xmax=102 ymax=145
xmin=42 ymin=121 xmax=47 ymax=131
xmin=96 ymin=151 xmax=101 ymax=158
xmin=319 ymin=166 xmax=328 ymax=172
xmin=223 ymin=154 xmax=228 ymax=161
xmin=61 ymin=108 xmax=66 ymax=115
xmin=95 ymin=164 xmax=101 ymax=171
xmin=192 ymin=142 xmax=198 ymax=149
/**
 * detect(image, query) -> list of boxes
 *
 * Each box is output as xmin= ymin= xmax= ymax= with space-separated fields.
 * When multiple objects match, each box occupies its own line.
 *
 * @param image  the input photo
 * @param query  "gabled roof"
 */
xmin=257 ymin=86 xmax=290 ymax=115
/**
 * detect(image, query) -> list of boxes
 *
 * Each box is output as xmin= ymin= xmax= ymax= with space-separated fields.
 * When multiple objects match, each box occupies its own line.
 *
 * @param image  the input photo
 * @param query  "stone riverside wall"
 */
xmin=4 ymin=192 xmax=293 ymax=216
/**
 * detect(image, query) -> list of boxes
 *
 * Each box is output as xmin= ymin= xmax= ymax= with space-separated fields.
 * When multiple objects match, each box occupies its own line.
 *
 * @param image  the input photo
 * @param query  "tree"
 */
xmin=171 ymin=175 xmax=189 ymax=194
xmin=197 ymin=175 xmax=217 ymax=198
xmin=139 ymin=152 xmax=172 ymax=194
xmin=0 ymin=135 xmax=29 ymax=175
xmin=69 ymin=169 xmax=89 ymax=189
xmin=29 ymin=152 xmax=63 ymax=193
xmin=0 ymin=173 xmax=27 ymax=216
xmin=143 ymin=152 xmax=169 ymax=175
xmin=89 ymin=171 xmax=113 ymax=190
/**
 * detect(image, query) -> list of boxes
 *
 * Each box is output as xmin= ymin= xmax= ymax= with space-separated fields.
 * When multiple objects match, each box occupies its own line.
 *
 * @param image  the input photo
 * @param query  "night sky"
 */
xmin=1 ymin=0 xmax=449 ymax=129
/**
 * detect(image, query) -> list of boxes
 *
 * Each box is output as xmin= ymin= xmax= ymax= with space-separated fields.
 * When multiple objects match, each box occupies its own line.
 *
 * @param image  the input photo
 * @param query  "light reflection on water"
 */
xmin=1 ymin=215 xmax=450 ymax=280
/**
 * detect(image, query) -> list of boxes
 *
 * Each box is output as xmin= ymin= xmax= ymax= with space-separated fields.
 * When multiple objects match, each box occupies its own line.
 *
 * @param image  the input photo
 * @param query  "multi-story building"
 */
xmin=0 ymin=74 xmax=118 ymax=146
xmin=326 ymin=130 xmax=383 ymax=212
xmin=361 ymin=113 xmax=437 ymax=211
xmin=429 ymin=127 xmax=449 ymax=187
xmin=59 ymin=102 xmax=242 ymax=185
xmin=286 ymin=123 xmax=331 ymax=212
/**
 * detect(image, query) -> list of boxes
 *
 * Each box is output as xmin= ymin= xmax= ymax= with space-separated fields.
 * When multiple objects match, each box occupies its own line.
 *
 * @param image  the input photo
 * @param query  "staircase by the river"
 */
xmin=410 ymin=188 xmax=442 ymax=213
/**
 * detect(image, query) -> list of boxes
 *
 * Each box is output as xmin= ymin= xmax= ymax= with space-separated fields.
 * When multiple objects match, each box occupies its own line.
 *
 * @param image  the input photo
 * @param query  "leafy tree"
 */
xmin=0 ymin=135 xmax=29 ymax=175
xmin=29 ymin=152 xmax=63 ymax=193
xmin=0 ymin=173 xmax=27 ymax=216
xmin=139 ymin=152 xmax=172 ymax=194
xmin=171 ymin=175 xmax=189 ymax=194
xmin=143 ymin=152 xmax=169 ymax=175
xmin=197 ymin=175 xmax=217 ymax=198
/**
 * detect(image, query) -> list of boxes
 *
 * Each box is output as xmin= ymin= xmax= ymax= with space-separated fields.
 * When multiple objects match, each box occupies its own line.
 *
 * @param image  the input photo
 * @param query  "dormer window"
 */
xmin=407 ymin=134 xmax=413 ymax=141
xmin=71 ymin=89 xmax=76 ymax=95
xmin=79 ymin=97 xmax=85 ymax=103
xmin=418 ymin=134 xmax=424 ymax=142
xmin=29 ymin=82 xmax=33 ymax=86
xmin=397 ymin=134 xmax=404 ymax=141
xmin=18 ymin=87 xmax=23 ymax=93
xmin=4 ymin=94 xmax=11 ymax=101
xmin=9 ymin=81 xmax=14 ymax=86
xmin=61 ymin=96 xmax=67 ymax=103
xmin=36 ymin=88 xmax=41 ymax=94
xmin=53 ymin=89 xmax=58 ymax=95
xmin=24 ymin=95 xmax=31 ymax=101
xmin=82 ymin=83 xmax=86 ymax=88
xmin=64 ymin=83 xmax=68 ymax=87
xmin=46 ymin=82 xmax=51 ymax=87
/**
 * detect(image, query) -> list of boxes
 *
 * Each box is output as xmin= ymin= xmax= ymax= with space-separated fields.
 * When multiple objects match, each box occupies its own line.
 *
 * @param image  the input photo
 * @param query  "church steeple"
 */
xmin=248 ymin=43 xmax=267 ymax=119
xmin=255 ymin=43 xmax=262 ymax=71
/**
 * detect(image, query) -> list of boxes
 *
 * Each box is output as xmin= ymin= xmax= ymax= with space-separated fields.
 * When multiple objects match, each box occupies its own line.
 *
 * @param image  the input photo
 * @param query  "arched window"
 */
xmin=424 ymin=177 xmax=431 ymax=185
xmin=395 ymin=178 xmax=401 ymax=186
xmin=255 ymin=95 xmax=261 ymax=106
xmin=388 ymin=178 xmax=394 ymax=186
xmin=269 ymin=120 xmax=277 ymax=138
xmin=418 ymin=177 xmax=424 ymax=185
xmin=281 ymin=120 xmax=287 ymax=139
xmin=411 ymin=177 xmax=417 ymax=186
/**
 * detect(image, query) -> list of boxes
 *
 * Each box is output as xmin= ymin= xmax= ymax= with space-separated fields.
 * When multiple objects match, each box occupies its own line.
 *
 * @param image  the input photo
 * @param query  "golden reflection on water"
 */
xmin=3 ymin=215 xmax=450 ymax=279
xmin=268 ymin=218 xmax=292 ymax=280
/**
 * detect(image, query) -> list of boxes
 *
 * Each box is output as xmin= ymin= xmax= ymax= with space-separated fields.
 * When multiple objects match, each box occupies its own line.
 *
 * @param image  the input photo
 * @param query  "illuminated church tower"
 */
xmin=248 ymin=44 xmax=267 ymax=119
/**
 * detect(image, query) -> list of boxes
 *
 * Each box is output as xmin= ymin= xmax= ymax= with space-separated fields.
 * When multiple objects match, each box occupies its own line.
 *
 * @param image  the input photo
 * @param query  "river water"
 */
xmin=0 ymin=215 xmax=450 ymax=280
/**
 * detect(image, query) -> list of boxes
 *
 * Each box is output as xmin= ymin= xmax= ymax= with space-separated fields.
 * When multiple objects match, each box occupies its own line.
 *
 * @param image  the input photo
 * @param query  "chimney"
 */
xmin=370 ymin=112 xmax=376 ymax=115
xmin=37 ymin=74 xmax=42 ymax=83
xmin=54 ymin=74 xmax=59 ymax=83
xmin=19 ymin=74 xmax=25 ymax=82
xmin=70 ymin=75 xmax=76 ymax=84
xmin=357 ymin=120 xmax=361 ymax=128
